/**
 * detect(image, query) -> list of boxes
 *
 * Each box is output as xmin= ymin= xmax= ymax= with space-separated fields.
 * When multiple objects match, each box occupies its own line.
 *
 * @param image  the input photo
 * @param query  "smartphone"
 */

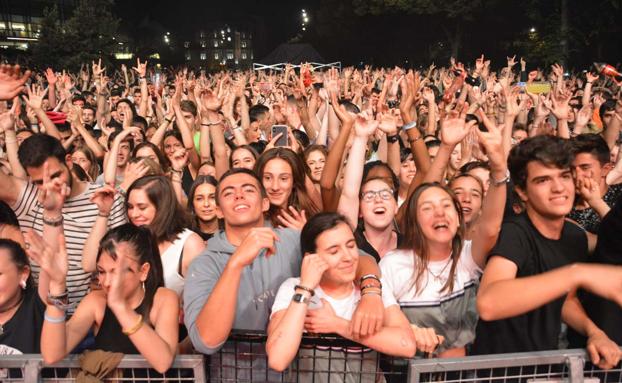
xmin=525 ymin=82 xmax=551 ymax=94
xmin=271 ymin=125 xmax=289 ymax=147
xmin=312 ymin=82 xmax=323 ymax=89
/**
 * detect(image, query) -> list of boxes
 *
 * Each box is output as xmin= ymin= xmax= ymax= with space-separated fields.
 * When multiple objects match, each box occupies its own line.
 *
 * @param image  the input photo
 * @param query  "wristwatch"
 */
xmin=292 ymin=293 xmax=310 ymax=305
xmin=386 ymin=134 xmax=399 ymax=144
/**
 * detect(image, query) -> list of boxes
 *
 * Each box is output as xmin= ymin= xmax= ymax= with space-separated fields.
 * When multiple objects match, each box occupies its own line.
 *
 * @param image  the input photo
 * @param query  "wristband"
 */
xmin=361 ymin=290 xmax=382 ymax=297
xmin=386 ymin=134 xmax=399 ymax=144
xmin=44 ymin=312 xmax=66 ymax=323
xmin=201 ymin=120 xmax=223 ymax=127
xmin=360 ymin=274 xmax=381 ymax=285
xmin=491 ymin=169 xmax=511 ymax=187
xmin=122 ymin=314 xmax=144 ymax=336
xmin=43 ymin=215 xmax=64 ymax=227
xmin=294 ymin=284 xmax=315 ymax=297
xmin=98 ymin=212 xmax=110 ymax=218
xmin=402 ymin=121 xmax=418 ymax=131
xmin=361 ymin=282 xmax=382 ymax=290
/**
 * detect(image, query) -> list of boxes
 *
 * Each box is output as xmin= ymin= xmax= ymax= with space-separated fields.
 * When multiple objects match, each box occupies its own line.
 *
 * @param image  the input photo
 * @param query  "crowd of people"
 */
xmin=0 ymin=54 xmax=621 ymax=380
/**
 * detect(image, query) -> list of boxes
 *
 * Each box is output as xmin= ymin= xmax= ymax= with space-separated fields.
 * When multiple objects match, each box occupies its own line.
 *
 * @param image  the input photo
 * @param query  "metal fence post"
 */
xmin=567 ymin=355 xmax=585 ymax=383
xmin=23 ymin=359 xmax=42 ymax=383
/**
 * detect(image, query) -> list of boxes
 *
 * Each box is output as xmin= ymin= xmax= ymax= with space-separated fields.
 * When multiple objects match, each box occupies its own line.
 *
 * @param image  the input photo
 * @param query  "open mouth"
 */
xmin=233 ymin=204 xmax=250 ymax=212
xmin=432 ymin=222 xmax=450 ymax=231
xmin=373 ymin=207 xmax=387 ymax=215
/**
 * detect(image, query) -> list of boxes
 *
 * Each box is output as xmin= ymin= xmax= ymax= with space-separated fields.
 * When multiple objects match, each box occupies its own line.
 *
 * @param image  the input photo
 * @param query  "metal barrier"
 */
xmin=3 ymin=339 xmax=621 ymax=383
xmin=0 ymin=354 xmax=205 ymax=383
xmin=207 ymin=330 xmax=408 ymax=382
xmin=252 ymin=62 xmax=342 ymax=72
xmin=409 ymin=348 xmax=622 ymax=383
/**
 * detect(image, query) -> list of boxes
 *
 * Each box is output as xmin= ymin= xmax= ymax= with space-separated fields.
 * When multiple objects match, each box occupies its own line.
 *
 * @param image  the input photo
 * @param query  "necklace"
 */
xmin=0 ymin=293 xmax=24 ymax=336
xmin=427 ymin=258 xmax=452 ymax=284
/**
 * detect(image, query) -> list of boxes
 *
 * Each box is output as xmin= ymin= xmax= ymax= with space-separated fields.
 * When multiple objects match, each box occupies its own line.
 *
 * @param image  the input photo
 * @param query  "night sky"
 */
xmin=113 ymin=0 xmax=622 ymax=69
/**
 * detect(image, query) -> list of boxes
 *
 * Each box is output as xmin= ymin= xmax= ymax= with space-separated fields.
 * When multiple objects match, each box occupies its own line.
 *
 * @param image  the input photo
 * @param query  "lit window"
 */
xmin=213 ymin=40 xmax=218 ymax=47
xmin=241 ymin=41 xmax=247 ymax=48
xmin=184 ymin=41 xmax=190 ymax=48
xmin=227 ymin=52 xmax=234 ymax=60
xmin=200 ymin=53 xmax=207 ymax=60
xmin=242 ymin=52 xmax=247 ymax=60
xmin=185 ymin=53 xmax=191 ymax=61
xmin=214 ymin=53 xmax=219 ymax=60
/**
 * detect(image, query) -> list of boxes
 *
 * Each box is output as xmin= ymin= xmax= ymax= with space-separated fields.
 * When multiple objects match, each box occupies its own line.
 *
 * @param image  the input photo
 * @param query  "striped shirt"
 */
xmin=12 ymin=182 xmax=127 ymax=310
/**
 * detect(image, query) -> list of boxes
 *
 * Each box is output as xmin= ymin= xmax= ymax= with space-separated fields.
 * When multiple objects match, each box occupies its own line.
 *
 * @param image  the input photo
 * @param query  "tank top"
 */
xmin=93 ymin=299 xmax=148 ymax=354
xmin=161 ymin=229 xmax=194 ymax=297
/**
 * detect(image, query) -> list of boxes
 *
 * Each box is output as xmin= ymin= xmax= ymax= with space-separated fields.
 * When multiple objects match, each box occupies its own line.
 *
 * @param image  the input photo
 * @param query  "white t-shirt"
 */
xmin=379 ymin=240 xmax=482 ymax=306
xmin=271 ymin=277 xmax=395 ymax=320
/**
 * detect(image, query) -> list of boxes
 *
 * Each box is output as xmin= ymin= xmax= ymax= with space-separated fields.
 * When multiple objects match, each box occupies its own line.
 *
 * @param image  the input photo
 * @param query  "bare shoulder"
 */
xmin=153 ymin=287 xmax=180 ymax=309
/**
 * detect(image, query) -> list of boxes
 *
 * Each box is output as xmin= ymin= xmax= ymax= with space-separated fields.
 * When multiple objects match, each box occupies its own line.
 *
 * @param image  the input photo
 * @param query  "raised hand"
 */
xmin=576 ymin=176 xmax=602 ymax=205
xmin=586 ymin=72 xmax=599 ymax=84
xmin=0 ymin=105 xmax=15 ymax=133
xmin=547 ymin=89 xmax=572 ymax=120
xmin=106 ymin=252 xmax=134 ymax=312
xmin=377 ymin=112 xmax=398 ymax=135
xmin=506 ymin=55 xmax=517 ymax=68
xmin=91 ymin=58 xmax=106 ymax=77
xmin=38 ymin=161 xmax=71 ymax=213
xmin=132 ymin=58 xmax=148 ymax=78
xmin=0 ymin=64 xmax=30 ymax=101
xmin=474 ymin=55 xmax=485 ymax=74
xmin=299 ymin=253 xmax=329 ymax=291
xmin=45 ymin=68 xmax=57 ymax=86
xmin=230 ymin=227 xmax=280 ymax=269
xmin=90 ymin=184 xmax=116 ymax=216
xmin=24 ymin=230 xmax=68 ymax=286
xmin=169 ymin=148 xmax=189 ymax=172
xmin=123 ymin=159 xmax=151 ymax=187
xmin=440 ymin=106 xmax=476 ymax=147
xmin=474 ymin=115 xmax=504 ymax=167
xmin=277 ymin=206 xmax=307 ymax=230
xmin=353 ymin=114 xmax=379 ymax=138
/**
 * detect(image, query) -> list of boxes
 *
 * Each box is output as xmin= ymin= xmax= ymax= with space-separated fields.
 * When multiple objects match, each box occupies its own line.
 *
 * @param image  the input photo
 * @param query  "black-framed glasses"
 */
xmin=361 ymin=189 xmax=394 ymax=202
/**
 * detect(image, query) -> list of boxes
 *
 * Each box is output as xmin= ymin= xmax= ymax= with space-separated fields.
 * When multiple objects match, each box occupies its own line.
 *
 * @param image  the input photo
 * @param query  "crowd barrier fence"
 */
xmin=1 ymin=331 xmax=621 ymax=383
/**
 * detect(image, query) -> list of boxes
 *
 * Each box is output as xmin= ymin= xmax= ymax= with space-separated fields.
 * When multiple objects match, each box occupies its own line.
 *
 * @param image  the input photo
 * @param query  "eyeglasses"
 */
xmin=361 ymin=189 xmax=394 ymax=202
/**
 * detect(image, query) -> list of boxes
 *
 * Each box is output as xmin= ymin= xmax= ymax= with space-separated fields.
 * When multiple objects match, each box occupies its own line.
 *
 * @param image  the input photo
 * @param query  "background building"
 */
xmin=0 ymin=0 xmax=76 ymax=51
xmin=183 ymin=24 xmax=253 ymax=70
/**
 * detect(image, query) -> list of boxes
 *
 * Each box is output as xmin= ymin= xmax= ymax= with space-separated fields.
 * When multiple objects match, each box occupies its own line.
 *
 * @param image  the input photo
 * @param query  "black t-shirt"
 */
xmin=471 ymin=213 xmax=588 ymax=355
xmin=354 ymin=226 xmax=403 ymax=263
xmin=569 ymin=190 xmax=622 ymax=347
xmin=0 ymin=288 xmax=45 ymax=355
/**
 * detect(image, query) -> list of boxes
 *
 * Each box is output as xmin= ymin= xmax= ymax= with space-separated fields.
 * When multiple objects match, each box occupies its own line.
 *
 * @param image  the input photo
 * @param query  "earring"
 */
xmin=20 ymin=280 xmax=27 ymax=290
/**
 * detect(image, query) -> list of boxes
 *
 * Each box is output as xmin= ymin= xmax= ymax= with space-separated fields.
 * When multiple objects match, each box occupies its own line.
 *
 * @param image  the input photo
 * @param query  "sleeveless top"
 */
xmin=379 ymin=240 xmax=482 ymax=352
xmin=93 ymin=299 xmax=148 ymax=354
xmin=161 ymin=229 xmax=194 ymax=297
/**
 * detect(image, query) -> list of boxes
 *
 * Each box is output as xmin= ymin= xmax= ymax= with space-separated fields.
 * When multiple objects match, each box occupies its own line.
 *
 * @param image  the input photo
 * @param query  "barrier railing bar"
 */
xmin=567 ymin=355 xmax=585 ymax=383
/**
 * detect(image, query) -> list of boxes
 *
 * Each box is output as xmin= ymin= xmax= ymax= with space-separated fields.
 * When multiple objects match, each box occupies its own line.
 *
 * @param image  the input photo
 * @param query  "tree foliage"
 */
xmin=32 ymin=0 xmax=119 ymax=71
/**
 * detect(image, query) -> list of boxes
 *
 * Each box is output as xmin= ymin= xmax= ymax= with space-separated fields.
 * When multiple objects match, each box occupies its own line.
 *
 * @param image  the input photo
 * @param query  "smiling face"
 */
xmin=451 ymin=176 xmax=483 ymax=225
xmin=193 ymin=183 xmax=217 ymax=223
xmin=517 ymin=161 xmax=575 ymax=220
xmin=416 ymin=186 xmax=460 ymax=246
xmin=216 ymin=172 xmax=269 ymax=228
xmin=127 ymin=188 xmax=157 ymax=227
xmin=360 ymin=179 xmax=397 ymax=231
xmin=306 ymin=150 xmax=326 ymax=182
xmin=313 ymin=222 xmax=359 ymax=285
xmin=163 ymin=135 xmax=183 ymax=158
xmin=262 ymin=158 xmax=293 ymax=209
